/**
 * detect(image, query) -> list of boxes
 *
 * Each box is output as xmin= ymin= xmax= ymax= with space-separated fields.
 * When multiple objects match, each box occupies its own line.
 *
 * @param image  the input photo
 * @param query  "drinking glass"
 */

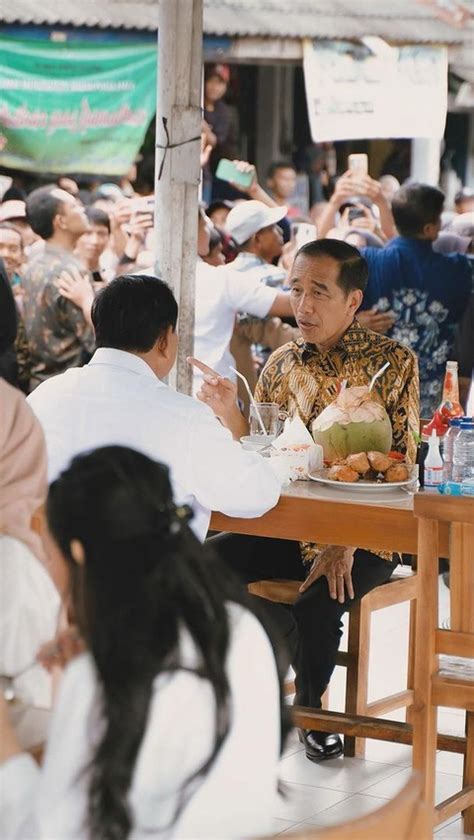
xmin=249 ymin=403 xmax=288 ymax=439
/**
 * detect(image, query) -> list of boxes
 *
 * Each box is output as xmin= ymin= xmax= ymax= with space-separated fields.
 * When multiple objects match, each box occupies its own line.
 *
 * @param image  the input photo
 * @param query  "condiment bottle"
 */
xmin=424 ymin=429 xmax=444 ymax=488
xmin=439 ymin=361 xmax=463 ymax=420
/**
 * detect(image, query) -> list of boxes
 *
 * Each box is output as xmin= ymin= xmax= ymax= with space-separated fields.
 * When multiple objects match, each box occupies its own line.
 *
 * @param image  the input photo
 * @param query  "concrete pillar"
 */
xmin=410 ymin=138 xmax=442 ymax=186
xmin=155 ymin=0 xmax=203 ymax=394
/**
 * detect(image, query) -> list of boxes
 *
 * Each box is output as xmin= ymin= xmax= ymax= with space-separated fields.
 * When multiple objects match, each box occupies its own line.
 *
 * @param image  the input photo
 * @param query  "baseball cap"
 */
xmin=225 ymin=200 xmax=287 ymax=245
xmin=0 ymin=200 xmax=27 ymax=222
xmin=206 ymin=63 xmax=230 ymax=84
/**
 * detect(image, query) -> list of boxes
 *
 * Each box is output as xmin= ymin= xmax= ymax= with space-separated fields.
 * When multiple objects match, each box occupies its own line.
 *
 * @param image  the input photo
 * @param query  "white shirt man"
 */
xmin=192 ymin=205 xmax=292 ymax=394
xmin=27 ymin=275 xmax=280 ymax=542
xmin=193 ymin=257 xmax=278 ymax=387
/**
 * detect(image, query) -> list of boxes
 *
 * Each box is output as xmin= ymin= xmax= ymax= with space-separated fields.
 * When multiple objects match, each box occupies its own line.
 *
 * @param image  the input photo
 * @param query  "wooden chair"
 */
xmin=412 ymin=493 xmax=474 ymax=835
xmin=249 ymin=567 xmax=417 ymax=758
xmin=257 ymin=772 xmax=430 ymax=839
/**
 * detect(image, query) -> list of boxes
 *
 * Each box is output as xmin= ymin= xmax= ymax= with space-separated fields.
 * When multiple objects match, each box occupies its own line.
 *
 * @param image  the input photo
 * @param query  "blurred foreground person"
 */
xmin=0 ymin=446 xmax=286 ymax=839
xmin=0 ymin=380 xmax=60 ymax=720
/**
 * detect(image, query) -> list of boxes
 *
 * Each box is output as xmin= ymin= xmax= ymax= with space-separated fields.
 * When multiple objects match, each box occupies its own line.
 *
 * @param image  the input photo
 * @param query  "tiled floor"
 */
xmin=271 ymin=576 xmax=471 ymax=838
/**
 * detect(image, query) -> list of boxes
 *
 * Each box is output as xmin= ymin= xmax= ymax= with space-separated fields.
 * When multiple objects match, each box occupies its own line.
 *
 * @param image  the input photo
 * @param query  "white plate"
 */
xmin=308 ymin=465 xmax=418 ymax=492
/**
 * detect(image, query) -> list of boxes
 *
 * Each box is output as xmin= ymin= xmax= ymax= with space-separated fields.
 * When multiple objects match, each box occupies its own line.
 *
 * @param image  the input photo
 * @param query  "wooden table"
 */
xmin=210 ymin=481 xmax=460 ymax=753
xmin=210 ymin=481 xmax=450 ymax=558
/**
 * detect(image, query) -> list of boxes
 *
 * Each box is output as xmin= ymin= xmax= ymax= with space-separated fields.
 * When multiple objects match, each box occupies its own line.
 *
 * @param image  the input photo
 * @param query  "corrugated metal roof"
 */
xmin=0 ymin=0 xmax=157 ymax=31
xmin=0 ymin=0 xmax=468 ymax=43
xmin=204 ymin=0 xmax=466 ymax=43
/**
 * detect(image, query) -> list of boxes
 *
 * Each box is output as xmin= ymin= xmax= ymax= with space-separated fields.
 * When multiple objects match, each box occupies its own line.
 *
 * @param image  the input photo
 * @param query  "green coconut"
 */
xmin=311 ymin=385 xmax=393 ymax=462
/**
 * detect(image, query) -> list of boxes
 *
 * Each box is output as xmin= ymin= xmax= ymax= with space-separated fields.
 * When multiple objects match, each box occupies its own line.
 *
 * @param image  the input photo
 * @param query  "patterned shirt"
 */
xmin=21 ymin=245 xmax=95 ymax=391
xmin=255 ymin=319 xmax=420 ymax=564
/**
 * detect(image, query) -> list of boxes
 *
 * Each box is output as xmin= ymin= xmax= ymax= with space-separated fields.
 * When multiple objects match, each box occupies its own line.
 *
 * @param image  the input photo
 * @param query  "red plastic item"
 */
xmin=423 ymin=409 xmax=449 ymax=438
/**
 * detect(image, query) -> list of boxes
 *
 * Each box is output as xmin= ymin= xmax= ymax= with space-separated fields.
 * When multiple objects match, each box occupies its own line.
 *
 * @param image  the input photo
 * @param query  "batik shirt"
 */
xmin=361 ymin=237 xmax=471 ymax=417
xmin=255 ymin=320 xmax=420 ymax=564
xmin=21 ymin=245 xmax=95 ymax=391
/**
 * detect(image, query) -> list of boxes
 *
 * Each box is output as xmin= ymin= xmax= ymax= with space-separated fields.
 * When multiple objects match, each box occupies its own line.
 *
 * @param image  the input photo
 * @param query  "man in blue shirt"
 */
xmin=360 ymin=183 xmax=471 ymax=416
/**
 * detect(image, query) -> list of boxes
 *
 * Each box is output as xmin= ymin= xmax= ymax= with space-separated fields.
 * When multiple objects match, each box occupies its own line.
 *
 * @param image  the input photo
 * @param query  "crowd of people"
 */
xmin=1 ymin=98 xmax=473 ymax=837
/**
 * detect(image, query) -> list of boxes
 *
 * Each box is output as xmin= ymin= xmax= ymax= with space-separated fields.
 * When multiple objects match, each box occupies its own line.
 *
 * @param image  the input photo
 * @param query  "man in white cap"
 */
xmin=193 ymin=206 xmax=293 ymax=396
xmin=223 ymin=200 xmax=300 ymax=405
xmin=225 ymin=199 xmax=288 ymax=288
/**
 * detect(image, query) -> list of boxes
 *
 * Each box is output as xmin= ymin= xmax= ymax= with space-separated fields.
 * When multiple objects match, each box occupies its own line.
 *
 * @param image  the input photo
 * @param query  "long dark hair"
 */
xmin=46 ymin=446 xmax=289 ymax=840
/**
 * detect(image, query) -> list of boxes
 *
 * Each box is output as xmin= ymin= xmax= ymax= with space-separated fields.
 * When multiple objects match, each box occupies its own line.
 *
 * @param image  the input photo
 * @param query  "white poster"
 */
xmin=303 ymin=40 xmax=448 ymax=142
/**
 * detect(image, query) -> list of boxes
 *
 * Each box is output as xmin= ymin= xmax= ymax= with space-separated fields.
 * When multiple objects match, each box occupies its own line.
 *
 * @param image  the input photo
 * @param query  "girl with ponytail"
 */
xmin=0 ymin=446 xmax=288 ymax=839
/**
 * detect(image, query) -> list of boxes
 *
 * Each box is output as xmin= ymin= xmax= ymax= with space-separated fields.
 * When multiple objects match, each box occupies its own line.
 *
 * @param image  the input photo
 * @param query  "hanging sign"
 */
xmin=303 ymin=39 xmax=448 ymax=142
xmin=0 ymin=37 xmax=157 ymax=174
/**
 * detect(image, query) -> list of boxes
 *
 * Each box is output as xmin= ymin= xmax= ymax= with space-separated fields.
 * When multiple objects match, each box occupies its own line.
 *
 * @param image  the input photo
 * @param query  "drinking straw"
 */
xmin=229 ymin=366 xmax=266 ymax=434
xmin=369 ymin=361 xmax=390 ymax=392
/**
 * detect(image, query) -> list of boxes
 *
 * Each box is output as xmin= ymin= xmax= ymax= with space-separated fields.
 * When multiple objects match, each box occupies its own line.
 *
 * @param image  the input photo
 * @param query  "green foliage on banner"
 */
xmin=0 ymin=37 xmax=157 ymax=174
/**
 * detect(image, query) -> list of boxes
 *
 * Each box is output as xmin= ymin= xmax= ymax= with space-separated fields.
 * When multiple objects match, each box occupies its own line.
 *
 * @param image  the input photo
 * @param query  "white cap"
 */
xmin=225 ymin=200 xmax=287 ymax=245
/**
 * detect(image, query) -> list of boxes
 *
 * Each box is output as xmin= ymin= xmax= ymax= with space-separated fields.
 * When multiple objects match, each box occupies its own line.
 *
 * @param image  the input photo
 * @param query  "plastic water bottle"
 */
xmin=452 ymin=419 xmax=474 ymax=483
xmin=442 ymin=417 xmax=463 ymax=482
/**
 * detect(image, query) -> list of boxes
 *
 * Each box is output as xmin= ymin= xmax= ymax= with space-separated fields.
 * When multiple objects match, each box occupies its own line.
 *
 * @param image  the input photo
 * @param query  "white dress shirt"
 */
xmin=193 ymin=259 xmax=278 ymax=391
xmin=27 ymin=348 xmax=280 ymax=541
xmin=0 ymin=604 xmax=281 ymax=839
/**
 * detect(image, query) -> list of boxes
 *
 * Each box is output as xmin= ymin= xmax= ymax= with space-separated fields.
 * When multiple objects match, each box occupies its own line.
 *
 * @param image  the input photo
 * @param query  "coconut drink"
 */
xmin=311 ymin=385 xmax=392 ymax=462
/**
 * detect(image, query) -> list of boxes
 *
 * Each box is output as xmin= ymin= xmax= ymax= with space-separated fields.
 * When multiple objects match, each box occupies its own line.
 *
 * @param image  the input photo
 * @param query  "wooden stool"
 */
xmin=248 ymin=567 xmax=417 ymax=758
xmin=412 ymin=494 xmax=474 ymax=835
xmin=257 ymin=771 xmax=430 ymax=839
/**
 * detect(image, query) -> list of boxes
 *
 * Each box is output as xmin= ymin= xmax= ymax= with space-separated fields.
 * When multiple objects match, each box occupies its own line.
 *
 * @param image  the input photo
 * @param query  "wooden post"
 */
xmin=155 ymin=0 xmax=203 ymax=394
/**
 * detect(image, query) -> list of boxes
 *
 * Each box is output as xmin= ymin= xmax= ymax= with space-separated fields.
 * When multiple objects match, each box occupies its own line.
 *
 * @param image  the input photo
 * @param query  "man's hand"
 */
xmin=329 ymin=171 xmax=361 ymax=210
xmin=227 ymin=160 xmax=258 ymax=195
xmin=358 ymin=307 xmax=396 ymax=335
xmin=57 ymin=267 xmax=94 ymax=325
xmin=200 ymin=120 xmax=216 ymax=168
xmin=187 ymin=357 xmax=249 ymax=439
xmin=299 ymin=545 xmax=355 ymax=603
xmin=129 ymin=212 xmax=154 ymax=243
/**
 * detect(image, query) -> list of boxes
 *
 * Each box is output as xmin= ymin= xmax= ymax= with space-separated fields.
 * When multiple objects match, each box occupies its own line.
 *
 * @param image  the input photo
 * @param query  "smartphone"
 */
xmin=215 ymin=158 xmax=254 ymax=188
xmin=132 ymin=197 xmax=155 ymax=221
xmin=348 ymin=207 xmax=366 ymax=223
xmin=291 ymin=222 xmax=317 ymax=249
xmin=348 ymin=153 xmax=368 ymax=176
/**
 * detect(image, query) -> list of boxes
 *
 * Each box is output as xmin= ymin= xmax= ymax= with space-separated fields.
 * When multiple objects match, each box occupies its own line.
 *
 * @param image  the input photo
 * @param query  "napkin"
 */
xmin=269 ymin=415 xmax=323 ymax=481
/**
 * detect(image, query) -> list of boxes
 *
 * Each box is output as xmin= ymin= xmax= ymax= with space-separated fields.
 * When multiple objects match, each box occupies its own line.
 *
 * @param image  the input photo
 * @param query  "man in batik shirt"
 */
xmin=22 ymin=186 xmax=94 ymax=391
xmin=192 ymin=238 xmax=419 ymax=763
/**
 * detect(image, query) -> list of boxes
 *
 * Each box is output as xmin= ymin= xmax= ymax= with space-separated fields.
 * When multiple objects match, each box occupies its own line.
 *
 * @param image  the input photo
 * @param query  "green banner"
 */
xmin=0 ymin=37 xmax=157 ymax=175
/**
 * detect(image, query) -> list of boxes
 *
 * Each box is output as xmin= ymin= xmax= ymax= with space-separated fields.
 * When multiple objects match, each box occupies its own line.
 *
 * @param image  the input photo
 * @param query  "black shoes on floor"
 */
xmin=298 ymin=729 xmax=344 ymax=762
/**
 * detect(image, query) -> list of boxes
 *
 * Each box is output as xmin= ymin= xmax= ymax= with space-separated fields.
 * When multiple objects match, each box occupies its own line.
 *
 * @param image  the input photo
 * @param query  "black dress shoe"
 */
xmin=298 ymin=729 xmax=343 ymax=763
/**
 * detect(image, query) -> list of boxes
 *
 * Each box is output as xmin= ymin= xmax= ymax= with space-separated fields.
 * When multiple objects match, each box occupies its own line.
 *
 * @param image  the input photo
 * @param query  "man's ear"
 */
xmin=423 ymin=222 xmax=438 ymax=240
xmin=350 ymin=289 xmax=364 ymax=313
xmin=52 ymin=211 xmax=64 ymax=232
xmin=156 ymin=325 xmax=174 ymax=358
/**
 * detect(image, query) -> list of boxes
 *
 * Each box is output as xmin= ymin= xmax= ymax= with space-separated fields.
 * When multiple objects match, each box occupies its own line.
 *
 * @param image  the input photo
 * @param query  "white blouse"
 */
xmin=0 ymin=535 xmax=60 ymax=711
xmin=0 ymin=604 xmax=282 ymax=839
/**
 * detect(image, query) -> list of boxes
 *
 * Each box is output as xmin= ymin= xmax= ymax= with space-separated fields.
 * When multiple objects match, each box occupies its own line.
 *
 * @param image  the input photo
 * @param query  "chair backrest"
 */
xmin=414 ymin=494 xmax=474 ymax=638
xmin=259 ymin=773 xmax=430 ymax=839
